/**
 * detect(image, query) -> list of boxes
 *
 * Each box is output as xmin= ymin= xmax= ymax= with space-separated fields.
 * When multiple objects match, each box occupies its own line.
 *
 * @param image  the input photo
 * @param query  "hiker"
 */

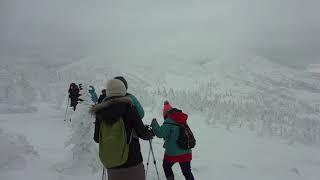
xmin=88 ymin=85 xmax=98 ymax=104
xmin=91 ymin=79 xmax=154 ymax=180
xmin=113 ymin=76 xmax=146 ymax=141
xmin=68 ymin=83 xmax=81 ymax=111
xmin=98 ymin=89 xmax=107 ymax=104
xmin=151 ymin=101 xmax=195 ymax=180
xmin=114 ymin=76 xmax=144 ymax=119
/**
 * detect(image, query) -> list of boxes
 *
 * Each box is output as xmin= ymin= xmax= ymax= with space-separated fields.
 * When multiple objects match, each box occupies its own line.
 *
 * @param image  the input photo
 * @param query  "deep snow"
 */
xmin=1 ymin=102 xmax=320 ymax=180
xmin=1 ymin=56 xmax=320 ymax=180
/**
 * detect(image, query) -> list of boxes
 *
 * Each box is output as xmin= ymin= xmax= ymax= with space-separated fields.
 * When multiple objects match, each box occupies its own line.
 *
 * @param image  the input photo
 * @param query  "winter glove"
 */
xmin=147 ymin=129 xmax=155 ymax=139
xmin=140 ymin=129 xmax=154 ymax=140
xmin=145 ymin=125 xmax=155 ymax=137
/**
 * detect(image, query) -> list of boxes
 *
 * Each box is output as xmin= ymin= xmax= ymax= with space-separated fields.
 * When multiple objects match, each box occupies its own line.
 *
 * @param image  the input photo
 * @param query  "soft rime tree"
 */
xmin=61 ymin=84 xmax=101 ymax=174
xmin=17 ymin=72 xmax=37 ymax=104
xmin=3 ymin=72 xmax=37 ymax=105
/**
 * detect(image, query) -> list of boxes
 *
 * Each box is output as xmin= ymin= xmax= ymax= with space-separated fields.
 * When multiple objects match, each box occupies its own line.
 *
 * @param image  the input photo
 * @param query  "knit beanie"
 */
xmin=106 ymin=79 xmax=127 ymax=97
xmin=114 ymin=76 xmax=128 ymax=90
xmin=163 ymin=100 xmax=173 ymax=118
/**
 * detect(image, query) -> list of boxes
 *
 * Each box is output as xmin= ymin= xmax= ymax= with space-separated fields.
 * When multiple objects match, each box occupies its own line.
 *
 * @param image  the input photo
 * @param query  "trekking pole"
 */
xmin=64 ymin=97 xmax=70 ymax=121
xmin=145 ymin=144 xmax=151 ymax=178
xmin=101 ymin=168 xmax=106 ymax=180
xmin=149 ymin=139 xmax=160 ymax=180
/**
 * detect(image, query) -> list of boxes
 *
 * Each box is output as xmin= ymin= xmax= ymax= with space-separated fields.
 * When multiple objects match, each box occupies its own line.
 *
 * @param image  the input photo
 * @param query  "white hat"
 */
xmin=106 ymin=79 xmax=127 ymax=97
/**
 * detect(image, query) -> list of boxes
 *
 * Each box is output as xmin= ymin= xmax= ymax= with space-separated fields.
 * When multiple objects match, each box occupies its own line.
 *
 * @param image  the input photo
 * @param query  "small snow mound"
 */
xmin=0 ymin=129 xmax=38 ymax=172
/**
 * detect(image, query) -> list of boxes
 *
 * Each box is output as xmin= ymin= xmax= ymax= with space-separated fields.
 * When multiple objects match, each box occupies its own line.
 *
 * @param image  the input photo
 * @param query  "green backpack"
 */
xmin=99 ymin=117 xmax=132 ymax=168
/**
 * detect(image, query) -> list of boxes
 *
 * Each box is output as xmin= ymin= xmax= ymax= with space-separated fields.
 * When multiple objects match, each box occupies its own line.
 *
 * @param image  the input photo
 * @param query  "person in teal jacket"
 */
xmin=88 ymin=85 xmax=98 ymax=104
xmin=114 ymin=76 xmax=144 ymax=119
xmin=151 ymin=101 xmax=194 ymax=180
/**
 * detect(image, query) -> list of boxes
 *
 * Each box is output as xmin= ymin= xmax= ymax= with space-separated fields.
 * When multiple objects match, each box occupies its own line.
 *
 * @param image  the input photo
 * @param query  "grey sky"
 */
xmin=1 ymin=0 xmax=319 ymax=67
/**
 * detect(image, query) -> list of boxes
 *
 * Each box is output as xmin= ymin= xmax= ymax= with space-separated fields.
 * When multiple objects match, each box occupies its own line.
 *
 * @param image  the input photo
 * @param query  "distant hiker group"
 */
xmin=67 ymin=83 xmax=105 ymax=110
xmin=69 ymin=76 xmax=196 ymax=180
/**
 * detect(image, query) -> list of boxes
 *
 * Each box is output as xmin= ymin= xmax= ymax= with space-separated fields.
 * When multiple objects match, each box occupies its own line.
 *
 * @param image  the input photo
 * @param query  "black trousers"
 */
xmin=163 ymin=160 xmax=194 ymax=180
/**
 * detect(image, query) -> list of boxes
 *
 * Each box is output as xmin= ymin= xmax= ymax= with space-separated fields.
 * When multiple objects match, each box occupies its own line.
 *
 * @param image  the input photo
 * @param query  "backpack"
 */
xmin=99 ymin=117 xmax=132 ymax=168
xmin=165 ymin=122 xmax=196 ymax=149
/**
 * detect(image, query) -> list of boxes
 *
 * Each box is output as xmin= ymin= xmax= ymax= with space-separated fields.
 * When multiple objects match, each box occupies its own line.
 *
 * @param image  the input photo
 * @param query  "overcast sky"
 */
xmin=1 ymin=0 xmax=319 ymax=67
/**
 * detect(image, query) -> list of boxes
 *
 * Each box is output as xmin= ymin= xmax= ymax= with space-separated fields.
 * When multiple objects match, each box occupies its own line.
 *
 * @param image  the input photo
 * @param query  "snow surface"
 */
xmin=0 ymin=128 xmax=38 ymax=172
xmin=1 ymin=56 xmax=320 ymax=180
xmin=1 ymin=103 xmax=320 ymax=180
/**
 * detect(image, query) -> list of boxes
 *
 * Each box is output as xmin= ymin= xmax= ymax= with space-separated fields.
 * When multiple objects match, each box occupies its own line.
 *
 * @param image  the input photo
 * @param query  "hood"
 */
xmin=90 ymin=96 xmax=132 ymax=125
xmin=90 ymin=96 xmax=131 ymax=113
xmin=169 ymin=111 xmax=188 ymax=124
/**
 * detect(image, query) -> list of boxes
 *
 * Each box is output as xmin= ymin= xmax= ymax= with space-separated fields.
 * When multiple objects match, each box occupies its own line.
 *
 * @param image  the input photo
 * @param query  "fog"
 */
xmin=1 ymin=0 xmax=320 ymax=67
xmin=2 ymin=2 xmax=320 ymax=179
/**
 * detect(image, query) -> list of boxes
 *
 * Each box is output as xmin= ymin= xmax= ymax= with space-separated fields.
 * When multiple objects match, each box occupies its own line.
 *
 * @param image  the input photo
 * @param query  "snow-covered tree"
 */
xmin=60 ymin=84 xmax=101 ymax=174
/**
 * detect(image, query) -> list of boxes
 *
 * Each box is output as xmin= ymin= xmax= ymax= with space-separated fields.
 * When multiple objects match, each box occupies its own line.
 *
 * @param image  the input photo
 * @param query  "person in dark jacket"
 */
xmin=114 ymin=76 xmax=145 ymax=118
xmin=98 ymin=89 xmax=107 ymax=104
xmin=113 ymin=76 xmax=146 ymax=141
xmin=91 ymin=79 xmax=153 ymax=180
xmin=68 ymin=83 xmax=81 ymax=111
xmin=151 ymin=101 xmax=194 ymax=180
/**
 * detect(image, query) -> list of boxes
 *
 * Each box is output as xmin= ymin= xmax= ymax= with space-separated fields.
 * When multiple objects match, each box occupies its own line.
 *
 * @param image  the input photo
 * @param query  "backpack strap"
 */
xmin=128 ymin=130 xmax=134 ymax=144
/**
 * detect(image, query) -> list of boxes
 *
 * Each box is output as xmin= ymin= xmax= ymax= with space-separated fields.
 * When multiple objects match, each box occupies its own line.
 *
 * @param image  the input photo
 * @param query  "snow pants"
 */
xmin=107 ymin=163 xmax=145 ymax=180
xmin=163 ymin=160 xmax=194 ymax=180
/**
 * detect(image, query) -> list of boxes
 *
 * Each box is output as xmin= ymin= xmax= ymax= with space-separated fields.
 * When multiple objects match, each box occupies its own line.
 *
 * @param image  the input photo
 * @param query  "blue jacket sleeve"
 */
xmin=128 ymin=94 xmax=145 ymax=119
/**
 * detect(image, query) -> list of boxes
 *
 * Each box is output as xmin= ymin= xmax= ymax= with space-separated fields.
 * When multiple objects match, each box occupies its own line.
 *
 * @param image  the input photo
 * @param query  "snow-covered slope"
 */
xmin=56 ymin=54 xmax=320 ymax=145
xmin=1 ymin=103 xmax=320 ymax=180
xmin=1 ymin=54 xmax=320 ymax=180
xmin=57 ymin=53 xmax=320 ymax=97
